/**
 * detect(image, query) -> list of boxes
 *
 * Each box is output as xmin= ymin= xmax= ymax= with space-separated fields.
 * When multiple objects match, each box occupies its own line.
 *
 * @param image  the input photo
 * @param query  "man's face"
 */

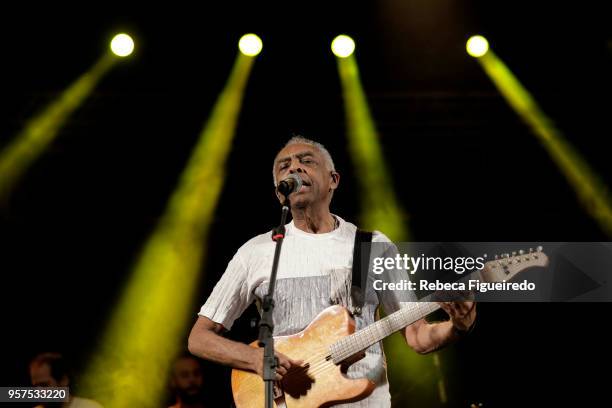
xmin=30 ymin=363 xmax=61 ymax=387
xmin=171 ymin=357 xmax=203 ymax=402
xmin=273 ymin=143 xmax=339 ymax=208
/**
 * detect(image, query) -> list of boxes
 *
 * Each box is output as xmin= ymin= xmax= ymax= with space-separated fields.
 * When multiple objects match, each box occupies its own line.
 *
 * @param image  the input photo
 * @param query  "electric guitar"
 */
xmin=231 ymin=248 xmax=549 ymax=408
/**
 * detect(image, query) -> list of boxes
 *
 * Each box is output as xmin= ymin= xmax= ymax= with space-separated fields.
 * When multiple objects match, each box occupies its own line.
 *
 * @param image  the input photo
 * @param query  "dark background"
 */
xmin=1 ymin=1 xmax=610 ymax=407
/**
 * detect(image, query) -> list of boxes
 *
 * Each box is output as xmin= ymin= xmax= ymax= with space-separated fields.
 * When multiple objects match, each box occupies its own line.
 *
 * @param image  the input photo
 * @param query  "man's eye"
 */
xmin=302 ymin=159 xmax=313 ymax=164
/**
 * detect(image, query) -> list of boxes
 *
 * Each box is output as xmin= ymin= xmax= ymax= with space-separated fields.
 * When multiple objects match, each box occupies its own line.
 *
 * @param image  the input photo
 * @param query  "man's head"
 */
xmin=272 ymin=136 xmax=340 ymax=208
xmin=29 ymin=352 xmax=70 ymax=387
xmin=170 ymin=354 xmax=204 ymax=404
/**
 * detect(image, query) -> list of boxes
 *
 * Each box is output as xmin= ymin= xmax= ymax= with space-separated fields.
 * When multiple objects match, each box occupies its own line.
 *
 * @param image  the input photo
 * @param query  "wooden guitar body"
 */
xmin=231 ymin=305 xmax=375 ymax=408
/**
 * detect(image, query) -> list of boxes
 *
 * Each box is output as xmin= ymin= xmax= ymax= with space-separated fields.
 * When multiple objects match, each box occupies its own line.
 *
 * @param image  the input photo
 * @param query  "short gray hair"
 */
xmin=272 ymin=136 xmax=336 ymax=185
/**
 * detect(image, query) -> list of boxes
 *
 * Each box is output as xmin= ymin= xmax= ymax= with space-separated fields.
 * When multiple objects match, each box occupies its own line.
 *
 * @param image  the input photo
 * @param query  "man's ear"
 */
xmin=330 ymin=171 xmax=340 ymax=190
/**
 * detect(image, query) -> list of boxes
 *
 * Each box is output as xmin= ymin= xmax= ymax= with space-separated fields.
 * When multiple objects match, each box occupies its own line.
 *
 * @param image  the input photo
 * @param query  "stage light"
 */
xmin=238 ymin=33 xmax=263 ymax=56
xmin=80 ymin=53 xmax=258 ymax=406
xmin=335 ymin=49 xmax=408 ymax=241
xmin=0 ymin=54 xmax=116 ymax=201
xmin=476 ymin=50 xmax=612 ymax=236
xmin=466 ymin=35 xmax=489 ymax=58
xmin=110 ymin=33 xmax=134 ymax=57
xmin=331 ymin=35 xmax=356 ymax=58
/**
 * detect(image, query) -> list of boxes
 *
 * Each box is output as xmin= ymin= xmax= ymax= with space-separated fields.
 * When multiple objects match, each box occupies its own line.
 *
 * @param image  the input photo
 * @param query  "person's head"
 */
xmin=29 ymin=352 xmax=70 ymax=387
xmin=272 ymin=136 xmax=340 ymax=208
xmin=170 ymin=354 xmax=204 ymax=404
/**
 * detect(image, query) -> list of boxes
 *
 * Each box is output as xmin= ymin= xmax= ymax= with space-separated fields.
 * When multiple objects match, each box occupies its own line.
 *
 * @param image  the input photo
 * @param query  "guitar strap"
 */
xmin=351 ymin=229 xmax=373 ymax=316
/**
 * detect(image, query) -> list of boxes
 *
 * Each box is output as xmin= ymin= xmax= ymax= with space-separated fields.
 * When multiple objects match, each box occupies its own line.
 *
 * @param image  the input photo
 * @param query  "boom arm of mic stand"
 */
xmin=259 ymin=198 xmax=290 ymax=408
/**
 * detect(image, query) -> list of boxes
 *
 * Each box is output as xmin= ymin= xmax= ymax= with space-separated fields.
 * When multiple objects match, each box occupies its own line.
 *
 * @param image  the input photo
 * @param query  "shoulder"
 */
xmin=230 ymin=229 xmax=276 ymax=266
xmin=240 ymin=229 xmax=275 ymax=249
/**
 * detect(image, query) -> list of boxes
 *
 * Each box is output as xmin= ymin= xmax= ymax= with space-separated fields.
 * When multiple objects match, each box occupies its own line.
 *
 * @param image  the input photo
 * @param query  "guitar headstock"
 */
xmin=480 ymin=246 xmax=549 ymax=283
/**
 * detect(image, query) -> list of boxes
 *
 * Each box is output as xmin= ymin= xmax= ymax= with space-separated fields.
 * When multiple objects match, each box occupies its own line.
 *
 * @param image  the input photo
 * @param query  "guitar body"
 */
xmin=231 ymin=305 xmax=376 ymax=408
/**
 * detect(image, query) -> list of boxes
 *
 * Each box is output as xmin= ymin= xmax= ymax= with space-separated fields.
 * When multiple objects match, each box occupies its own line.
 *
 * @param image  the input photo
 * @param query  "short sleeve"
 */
xmin=370 ymin=231 xmax=418 ymax=315
xmin=198 ymin=250 xmax=253 ymax=331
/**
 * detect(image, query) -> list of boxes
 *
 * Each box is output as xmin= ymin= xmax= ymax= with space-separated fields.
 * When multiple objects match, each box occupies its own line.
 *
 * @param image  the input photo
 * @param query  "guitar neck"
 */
xmin=329 ymin=301 xmax=440 ymax=363
xmin=329 ymin=269 xmax=480 ymax=363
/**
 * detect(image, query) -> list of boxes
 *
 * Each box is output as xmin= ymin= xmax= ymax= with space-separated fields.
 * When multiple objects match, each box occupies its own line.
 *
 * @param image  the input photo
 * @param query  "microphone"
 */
xmin=276 ymin=173 xmax=303 ymax=196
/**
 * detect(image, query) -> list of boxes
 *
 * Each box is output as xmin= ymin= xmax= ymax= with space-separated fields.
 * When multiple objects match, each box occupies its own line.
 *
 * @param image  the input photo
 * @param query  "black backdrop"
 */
xmin=1 ymin=1 xmax=610 ymax=406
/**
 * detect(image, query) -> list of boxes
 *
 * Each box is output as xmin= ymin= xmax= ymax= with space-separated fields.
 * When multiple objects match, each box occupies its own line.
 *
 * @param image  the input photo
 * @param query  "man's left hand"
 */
xmin=439 ymin=301 xmax=476 ymax=332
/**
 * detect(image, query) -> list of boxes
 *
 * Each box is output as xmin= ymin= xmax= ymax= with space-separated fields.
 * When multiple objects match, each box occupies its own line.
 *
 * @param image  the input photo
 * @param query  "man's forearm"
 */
xmin=405 ymin=319 xmax=462 ymax=354
xmin=406 ymin=301 xmax=476 ymax=353
xmin=418 ymin=320 xmax=461 ymax=353
xmin=188 ymin=320 xmax=261 ymax=372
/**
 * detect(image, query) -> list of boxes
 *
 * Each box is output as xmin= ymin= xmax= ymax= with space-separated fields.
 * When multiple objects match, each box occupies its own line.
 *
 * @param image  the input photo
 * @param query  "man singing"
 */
xmin=188 ymin=136 xmax=476 ymax=407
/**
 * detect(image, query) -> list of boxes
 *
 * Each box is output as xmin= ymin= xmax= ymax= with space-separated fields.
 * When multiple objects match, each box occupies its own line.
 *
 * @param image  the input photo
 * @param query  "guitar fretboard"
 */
xmin=329 ymin=301 xmax=440 ymax=363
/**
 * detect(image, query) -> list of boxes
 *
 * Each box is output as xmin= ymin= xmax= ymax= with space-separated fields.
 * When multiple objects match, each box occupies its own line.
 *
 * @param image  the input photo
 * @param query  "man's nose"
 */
xmin=288 ymin=162 xmax=305 ymax=174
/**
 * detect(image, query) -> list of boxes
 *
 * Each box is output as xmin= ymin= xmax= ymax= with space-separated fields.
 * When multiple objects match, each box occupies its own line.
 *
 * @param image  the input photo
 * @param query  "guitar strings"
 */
xmin=283 ymin=340 xmax=371 ymax=377
xmin=282 ymin=347 xmax=355 ymax=379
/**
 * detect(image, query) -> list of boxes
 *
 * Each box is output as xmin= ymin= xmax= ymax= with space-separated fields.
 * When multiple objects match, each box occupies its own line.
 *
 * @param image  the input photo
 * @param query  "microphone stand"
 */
xmin=259 ymin=197 xmax=290 ymax=408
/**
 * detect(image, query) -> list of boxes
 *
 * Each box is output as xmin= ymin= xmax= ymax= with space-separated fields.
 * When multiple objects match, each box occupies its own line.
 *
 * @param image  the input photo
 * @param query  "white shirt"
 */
xmin=199 ymin=215 xmax=415 ymax=408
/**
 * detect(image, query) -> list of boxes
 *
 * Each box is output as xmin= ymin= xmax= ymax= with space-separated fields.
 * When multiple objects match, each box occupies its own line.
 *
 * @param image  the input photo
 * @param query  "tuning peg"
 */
xmin=512 ymin=251 xmax=517 ymax=257
xmin=529 ymin=248 xmax=534 ymax=253
xmin=536 ymin=245 xmax=543 ymax=252
xmin=494 ymin=254 xmax=498 ymax=260
xmin=519 ymin=249 xmax=525 ymax=255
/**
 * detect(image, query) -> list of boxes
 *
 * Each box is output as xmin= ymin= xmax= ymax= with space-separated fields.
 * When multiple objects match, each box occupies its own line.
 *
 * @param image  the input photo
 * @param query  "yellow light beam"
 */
xmin=336 ymin=49 xmax=447 ymax=406
xmin=79 ymin=52 xmax=256 ymax=407
xmin=336 ymin=53 xmax=408 ymax=241
xmin=384 ymin=331 xmax=443 ymax=405
xmin=0 ymin=53 xmax=117 ymax=201
xmin=476 ymin=49 xmax=612 ymax=236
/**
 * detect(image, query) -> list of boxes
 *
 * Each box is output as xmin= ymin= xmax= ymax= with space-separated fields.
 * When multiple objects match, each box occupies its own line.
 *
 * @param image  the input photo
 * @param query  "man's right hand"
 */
xmin=252 ymin=348 xmax=304 ymax=381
